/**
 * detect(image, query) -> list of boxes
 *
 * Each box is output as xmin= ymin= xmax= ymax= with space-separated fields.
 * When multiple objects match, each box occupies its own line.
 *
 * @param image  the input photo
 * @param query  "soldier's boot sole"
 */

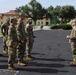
xmin=3 ymin=50 xmax=8 ymax=54
xmin=8 ymin=66 xmax=16 ymax=70
xmin=70 ymin=61 xmax=76 ymax=66
xmin=18 ymin=62 xmax=27 ymax=66
xmin=26 ymin=56 xmax=34 ymax=61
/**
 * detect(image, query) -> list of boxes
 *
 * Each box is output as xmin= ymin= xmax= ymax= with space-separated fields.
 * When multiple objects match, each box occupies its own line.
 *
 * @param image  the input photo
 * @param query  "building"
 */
xmin=36 ymin=17 xmax=51 ymax=26
xmin=0 ymin=10 xmax=51 ymax=26
xmin=0 ymin=10 xmax=19 ymax=26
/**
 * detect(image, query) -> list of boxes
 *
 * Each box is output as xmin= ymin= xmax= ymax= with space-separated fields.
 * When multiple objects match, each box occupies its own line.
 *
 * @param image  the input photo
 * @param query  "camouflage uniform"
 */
xmin=25 ymin=19 xmax=35 ymax=60
xmin=16 ymin=18 xmax=26 ymax=63
xmin=68 ymin=20 xmax=76 ymax=65
xmin=1 ymin=20 xmax=10 ymax=54
xmin=7 ymin=18 xmax=18 ymax=70
xmin=69 ymin=30 xmax=76 ymax=61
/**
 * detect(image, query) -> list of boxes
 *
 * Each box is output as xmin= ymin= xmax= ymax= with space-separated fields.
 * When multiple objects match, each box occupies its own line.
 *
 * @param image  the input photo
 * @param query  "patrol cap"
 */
xmin=6 ymin=18 xmax=10 ymax=21
xmin=11 ymin=18 xmax=18 ymax=23
xmin=27 ymin=18 xmax=32 ymax=23
xmin=70 ymin=19 xmax=76 ymax=25
xmin=73 ymin=19 xmax=76 ymax=22
xmin=19 ymin=12 xmax=26 ymax=17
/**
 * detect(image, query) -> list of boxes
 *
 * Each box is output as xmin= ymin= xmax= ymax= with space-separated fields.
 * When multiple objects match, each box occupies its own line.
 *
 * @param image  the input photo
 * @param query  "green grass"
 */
xmin=0 ymin=29 xmax=2 ymax=36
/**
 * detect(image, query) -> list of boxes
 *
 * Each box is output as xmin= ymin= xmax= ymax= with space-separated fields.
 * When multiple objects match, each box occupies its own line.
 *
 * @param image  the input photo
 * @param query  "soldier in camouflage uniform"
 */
xmin=7 ymin=18 xmax=18 ymax=70
xmin=16 ymin=13 xmax=26 ymax=66
xmin=25 ymin=18 xmax=36 ymax=60
xmin=67 ymin=19 xmax=76 ymax=66
xmin=1 ymin=18 xmax=10 ymax=54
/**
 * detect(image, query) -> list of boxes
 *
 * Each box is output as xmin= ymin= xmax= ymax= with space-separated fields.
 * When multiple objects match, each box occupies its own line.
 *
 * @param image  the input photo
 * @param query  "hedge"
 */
xmin=50 ymin=24 xmax=72 ymax=30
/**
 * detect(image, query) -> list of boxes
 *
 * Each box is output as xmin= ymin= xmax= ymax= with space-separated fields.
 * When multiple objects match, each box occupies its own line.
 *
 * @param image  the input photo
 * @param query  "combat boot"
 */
xmin=70 ymin=61 xmax=76 ymax=66
xmin=26 ymin=55 xmax=34 ymax=61
xmin=8 ymin=65 xmax=16 ymax=70
xmin=18 ymin=60 xmax=26 ymax=66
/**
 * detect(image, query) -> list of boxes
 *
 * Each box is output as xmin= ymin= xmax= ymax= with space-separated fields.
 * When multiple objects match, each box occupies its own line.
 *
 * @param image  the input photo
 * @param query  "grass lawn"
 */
xmin=0 ymin=29 xmax=2 ymax=36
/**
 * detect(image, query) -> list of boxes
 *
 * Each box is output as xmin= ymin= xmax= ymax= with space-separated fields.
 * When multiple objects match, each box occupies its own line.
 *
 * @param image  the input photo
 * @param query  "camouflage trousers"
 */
xmin=8 ymin=47 xmax=16 ymax=66
xmin=3 ymin=36 xmax=8 ymax=51
xmin=26 ymin=42 xmax=33 ymax=56
xmin=71 ymin=42 xmax=76 ymax=61
xmin=17 ymin=43 xmax=26 ymax=61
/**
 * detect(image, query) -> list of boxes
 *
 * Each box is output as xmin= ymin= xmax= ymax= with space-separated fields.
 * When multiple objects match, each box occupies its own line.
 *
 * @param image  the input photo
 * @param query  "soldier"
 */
xmin=7 ymin=18 xmax=18 ymax=70
xmin=1 ymin=18 xmax=10 ymax=54
xmin=25 ymin=18 xmax=36 ymax=60
xmin=67 ymin=19 xmax=76 ymax=66
xmin=16 ymin=13 xmax=27 ymax=66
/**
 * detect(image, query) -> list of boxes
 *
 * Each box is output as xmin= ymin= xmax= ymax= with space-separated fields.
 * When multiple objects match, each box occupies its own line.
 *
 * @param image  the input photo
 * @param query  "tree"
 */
xmin=53 ymin=6 xmax=61 ymax=17
xmin=15 ymin=0 xmax=46 ymax=25
xmin=60 ymin=5 xmax=76 ymax=23
xmin=47 ymin=5 xmax=54 ymax=14
xmin=47 ymin=5 xmax=61 ymax=24
xmin=46 ymin=5 xmax=54 ymax=19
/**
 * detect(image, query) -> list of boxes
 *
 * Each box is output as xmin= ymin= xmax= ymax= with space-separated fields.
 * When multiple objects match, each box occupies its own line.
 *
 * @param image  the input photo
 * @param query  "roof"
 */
xmin=0 ymin=13 xmax=4 ymax=17
xmin=0 ymin=14 xmax=2 ymax=17
xmin=0 ymin=10 xmax=19 ymax=17
xmin=6 ymin=10 xmax=18 ymax=15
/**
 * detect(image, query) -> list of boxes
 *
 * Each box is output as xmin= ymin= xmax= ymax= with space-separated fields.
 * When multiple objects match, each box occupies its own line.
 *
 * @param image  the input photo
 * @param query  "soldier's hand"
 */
xmin=66 ymin=35 xmax=70 ymax=39
xmin=26 ymin=40 xmax=29 ymax=44
xmin=17 ymin=45 xmax=19 ymax=48
xmin=13 ymin=45 xmax=17 ymax=48
xmin=21 ymin=40 xmax=25 ymax=44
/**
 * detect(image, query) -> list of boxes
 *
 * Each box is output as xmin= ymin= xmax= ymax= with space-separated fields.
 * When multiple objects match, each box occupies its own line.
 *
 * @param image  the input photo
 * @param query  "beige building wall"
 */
xmin=0 ymin=11 xmax=51 ymax=26
xmin=0 ymin=14 xmax=19 ymax=24
xmin=36 ymin=18 xmax=51 ymax=26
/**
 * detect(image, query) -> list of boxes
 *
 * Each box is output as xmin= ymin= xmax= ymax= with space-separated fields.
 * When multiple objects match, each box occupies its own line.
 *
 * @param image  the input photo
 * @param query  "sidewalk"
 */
xmin=33 ymin=26 xmax=51 ymax=31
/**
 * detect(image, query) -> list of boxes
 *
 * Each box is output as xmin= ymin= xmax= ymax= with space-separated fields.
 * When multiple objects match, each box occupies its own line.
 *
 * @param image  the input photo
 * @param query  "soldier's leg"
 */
xmin=8 ymin=47 xmax=16 ymax=70
xmin=70 ymin=42 xmax=76 ymax=65
xmin=26 ymin=42 xmax=34 ymax=60
xmin=17 ymin=44 xmax=26 ymax=66
xmin=3 ymin=36 xmax=8 ymax=54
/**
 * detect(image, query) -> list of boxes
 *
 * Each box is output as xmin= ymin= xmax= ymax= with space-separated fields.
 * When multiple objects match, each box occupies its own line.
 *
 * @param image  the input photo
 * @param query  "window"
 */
xmin=41 ymin=22 xmax=43 ymax=24
xmin=38 ymin=22 xmax=40 ymax=25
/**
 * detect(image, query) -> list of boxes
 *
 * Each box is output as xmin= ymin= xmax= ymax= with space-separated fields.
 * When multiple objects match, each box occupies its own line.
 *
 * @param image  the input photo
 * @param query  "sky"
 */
xmin=0 ymin=0 xmax=76 ymax=13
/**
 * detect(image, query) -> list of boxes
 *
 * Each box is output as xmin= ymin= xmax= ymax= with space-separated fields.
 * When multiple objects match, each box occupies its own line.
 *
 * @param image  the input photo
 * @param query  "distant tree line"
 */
xmin=15 ymin=0 xmax=76 ymax=24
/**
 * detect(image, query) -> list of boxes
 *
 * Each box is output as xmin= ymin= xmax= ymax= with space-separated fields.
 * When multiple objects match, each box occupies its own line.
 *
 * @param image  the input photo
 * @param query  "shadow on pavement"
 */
xmin=28 ymin=61 xmax=66 ymax=68
xmin=17 ymin=67 xmax=69 ymax=74
xmin=34 ymin=57 xmax=72 ymax=62
xmin=0 ymin=65 xmax=7 ymax=69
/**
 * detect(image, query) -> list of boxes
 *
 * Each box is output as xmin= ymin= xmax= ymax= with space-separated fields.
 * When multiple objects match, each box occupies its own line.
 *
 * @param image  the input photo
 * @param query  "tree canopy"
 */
xmin=15 ymin=0 xmax=76 ymax=24
xmin=15 ymin=0 xmax=47 ymax=25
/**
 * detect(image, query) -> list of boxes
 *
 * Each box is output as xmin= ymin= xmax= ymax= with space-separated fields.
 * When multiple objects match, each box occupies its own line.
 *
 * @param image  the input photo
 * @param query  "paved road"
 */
xmin=0 ymin=30 xmax=76 ymax=75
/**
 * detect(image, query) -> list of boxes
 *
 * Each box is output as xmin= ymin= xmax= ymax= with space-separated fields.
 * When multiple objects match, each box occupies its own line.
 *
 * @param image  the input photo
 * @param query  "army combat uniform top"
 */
xmin=1 ymin=22 xmax=10 ymax=53
xmin=16 ymin=19 xmax=26 ymax=43
xmin=1 ymin=22 xmax=10 ymax=36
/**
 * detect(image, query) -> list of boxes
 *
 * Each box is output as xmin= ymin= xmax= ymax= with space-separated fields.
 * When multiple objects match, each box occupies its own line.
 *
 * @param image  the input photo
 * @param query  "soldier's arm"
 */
xmin=1 ymin=24 xmax=5 ymax=36
xmin=16 ymin=24 xmax=24 ymax=43
xmin=26 ymin=26 xmax=30 ymax=40
xmin=8 ymin=27 xmax=18 ymax=47
xmin=67 ymin=30 xmax=74 ymax=39
xmin=31 ymin=26 xmax=36 ymax=38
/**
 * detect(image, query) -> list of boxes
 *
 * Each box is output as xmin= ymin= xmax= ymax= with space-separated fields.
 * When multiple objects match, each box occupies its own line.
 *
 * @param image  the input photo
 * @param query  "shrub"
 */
xmin=50 ymin=24 xmax=72 ymax=30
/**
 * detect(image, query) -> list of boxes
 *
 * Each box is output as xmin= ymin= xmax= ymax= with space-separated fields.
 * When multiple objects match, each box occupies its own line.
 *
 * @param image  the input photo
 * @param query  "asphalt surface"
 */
xmin=0 ymin=30 xmax=76 ymax=75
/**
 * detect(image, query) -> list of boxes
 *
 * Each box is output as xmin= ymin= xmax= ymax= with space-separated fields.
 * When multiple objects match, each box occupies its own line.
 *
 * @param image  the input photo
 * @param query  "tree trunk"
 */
xmin=34 ymin=20 xmax=36 ymax=25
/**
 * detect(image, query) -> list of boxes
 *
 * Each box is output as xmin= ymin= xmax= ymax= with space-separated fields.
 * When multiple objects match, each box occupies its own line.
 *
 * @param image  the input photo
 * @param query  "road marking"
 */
xmin=0 ymin=69 xmax=19 ymax=75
